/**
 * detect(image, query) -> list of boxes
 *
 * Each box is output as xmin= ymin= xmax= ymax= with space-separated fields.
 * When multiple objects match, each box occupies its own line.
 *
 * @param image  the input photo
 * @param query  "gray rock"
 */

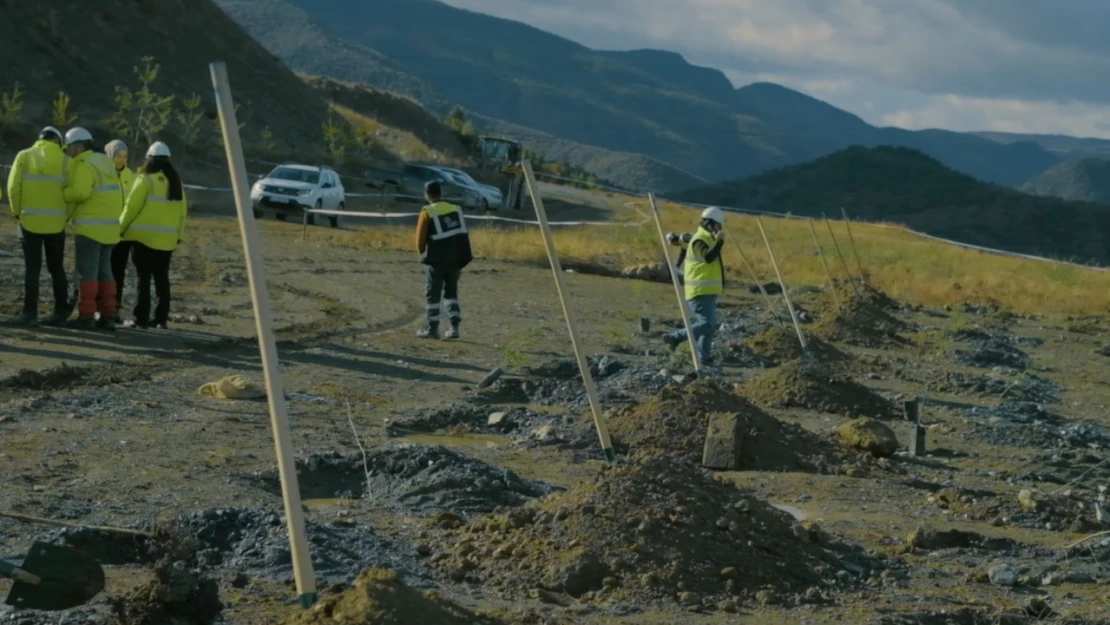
xmin=487 ymin=411 xmax=509 ymax=426
xmin=702 ymin=412 xmax=746 ymax=470
xmin=989 ymin=563 xmax=1018 ymax=586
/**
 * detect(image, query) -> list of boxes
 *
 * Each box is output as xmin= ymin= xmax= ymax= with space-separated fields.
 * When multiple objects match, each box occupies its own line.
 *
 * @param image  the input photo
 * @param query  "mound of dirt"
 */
xmin=953 ymin=337 xmax=1029 ymax=371
xmin=964 ymin=402 xmax=1110 ymax=450
xmin=744 ymin=327 xmax=850 ymax=366
xmin=478 ymin=356 xmax=671 ymax=411
xmin=925 ymin=371 xmax=1060 ymax=404
xmin=424 ymin=452 xmax=873 ymax=606
xmin=282 ymin=569 xmax=499 ymax=625
xmin=743 ymin=360 xmax=897 ymax=419
xmin=926 ymin=486 xmax=1103 ymax=534
xmin=812 ymin=283 xmax=910 ymax=348
xmin=905 ymin=527 xmax=1021 ymax=552
xmin=607 ymin=381 xmax=851 ymax=473
xmin=385 ymin=403 xmax=585 ymax=445
xmin=251 ymin=447 xmax=559 ymax=517
xmin=108 ymin=561 xmax=222 ymax=625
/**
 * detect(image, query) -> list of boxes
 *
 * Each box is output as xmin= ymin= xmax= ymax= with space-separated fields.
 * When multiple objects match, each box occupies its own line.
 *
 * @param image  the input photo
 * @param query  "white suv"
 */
xmin=250 ymin=164 xmax=346 ymax=227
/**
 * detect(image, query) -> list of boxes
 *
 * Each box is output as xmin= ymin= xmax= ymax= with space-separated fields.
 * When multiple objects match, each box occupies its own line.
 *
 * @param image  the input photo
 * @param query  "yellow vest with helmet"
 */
xmin=64 ymin=150 xmax=123 ymax=245
xmin=120 ymin=173 xmax=188 ymax=252
xmin=6 ymin=140 xmax=69 ymax=235
xmin=683 ymin=226 xmax=723 ymax=299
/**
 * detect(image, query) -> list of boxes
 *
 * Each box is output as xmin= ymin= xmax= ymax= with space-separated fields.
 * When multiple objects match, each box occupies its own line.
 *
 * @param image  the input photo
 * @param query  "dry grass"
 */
xmin=314 ymin=190 xmax=1110 ymax=316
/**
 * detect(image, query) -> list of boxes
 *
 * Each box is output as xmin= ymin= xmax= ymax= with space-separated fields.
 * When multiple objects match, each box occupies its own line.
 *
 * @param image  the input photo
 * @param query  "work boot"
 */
xmin=662 ymin=333 xmax=682 ymax=352
xmin=96 ymin=316 xmax=117 ymax=332
xmin=416 ymin=325 xmax=439 ymax=339
xmin=41 ymin=309 xmax=70 ymax=327
xmin=7 ymin=312 xmax=37 ymax=327
xmin=69 ymin=317 xmax=98 ymax=330
xmin=443 ymin=325 xmax=460 ymax=340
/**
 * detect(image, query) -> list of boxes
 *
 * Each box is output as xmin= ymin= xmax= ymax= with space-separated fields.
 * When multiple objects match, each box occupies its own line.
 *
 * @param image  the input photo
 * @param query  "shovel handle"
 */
xmin=0 ymin=512 xmax=152 ymax=538
xmin=0 ymin=559 xmax=41 ymax=585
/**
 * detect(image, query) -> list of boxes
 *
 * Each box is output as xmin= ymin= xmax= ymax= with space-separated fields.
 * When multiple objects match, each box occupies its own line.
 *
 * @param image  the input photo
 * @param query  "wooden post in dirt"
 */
xmin=823 ymin=214 xmax=860 ymax=297
xmin=755 ymin=217 xmax=810 ymax=358
xmin=210 ymin=62 xmax=317 ymax=609
xmin=647 ymin=193 xmax=700 ymax=373
xmin=723 ymin=227 xmax=786 ymax=329
xmin=840 ymin=207 xmax=866 ymax=284
xmin=808 ymin=219 xmax=841 ymax=311
xmin=521 ymin=160 xmax=617 ymax=464
xmin=300 ymin=209 xmax=309 ymax=242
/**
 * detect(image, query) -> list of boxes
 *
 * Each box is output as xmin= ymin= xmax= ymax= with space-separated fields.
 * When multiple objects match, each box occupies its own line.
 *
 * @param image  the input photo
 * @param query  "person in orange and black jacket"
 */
xmin=414 ymin=180 xmax=472 ymax=340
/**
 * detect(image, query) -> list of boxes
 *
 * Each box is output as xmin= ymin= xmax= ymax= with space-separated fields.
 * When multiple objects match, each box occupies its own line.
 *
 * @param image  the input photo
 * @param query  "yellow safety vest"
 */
xmin=118 ymin=166 xmax=136 ymax=196
xmin=683 ymin=227 xmax=723 ymax=299
xmin=6 ymin=140 xmax=69 ymax=235
xmin=65 ymin=151 xmax=123 ymax=245
xmin=120 ymin=173 xmax=188 ymax=251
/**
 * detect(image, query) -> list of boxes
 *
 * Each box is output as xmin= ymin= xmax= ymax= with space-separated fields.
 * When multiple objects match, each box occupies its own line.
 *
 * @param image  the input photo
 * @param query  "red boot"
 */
xmin=71 ymin=282 xmax=99 ymax=329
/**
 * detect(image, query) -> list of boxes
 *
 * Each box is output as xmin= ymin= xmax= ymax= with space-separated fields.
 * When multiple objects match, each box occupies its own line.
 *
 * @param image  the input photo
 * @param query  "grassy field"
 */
xmin=315 ymin=189 xmax=1110 ymax=316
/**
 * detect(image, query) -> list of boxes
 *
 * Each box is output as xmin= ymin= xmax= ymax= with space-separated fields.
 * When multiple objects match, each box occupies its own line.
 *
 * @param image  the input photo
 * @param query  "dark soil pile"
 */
xmin=873 ymin=608 xmax=1070 ymax=625
xmin=742 ymin=327 xmax=850 ymax=366
xmin=812 ymin=284 xmax=910 ymax=348
xmin=281 ymin=569 xmax=499 ymax=625
xmin=606 ymin=381 xmax=852 ymax=473
xmin=424 ymin=453 xmax=871 ymax=606
xmin=927 ymin=487 xmax=1102 ymax=534
xmin=905 ymin=527 xmax=1021 ymax=552
xmin=478 ymin=356 xmax=671 ymax=411
xmin=108 ymin=561 xmax=222 ymax=625
xmin=953 ymin=336 xmax=1030 ymax=371
xmin=964 ymin=402 xmax=1110 ymax=450
xmin=164 ymin=507 xmax=431 ymax=583
xmin=743 ymin=360 xmax=897 ymax=419
xmin=251 ymin=447 xmax=559 ymax=517
xmin=385 ymin=404 xmax=588 ymax=447
xmin=926 ymin=371 xmax=1060 ymax=404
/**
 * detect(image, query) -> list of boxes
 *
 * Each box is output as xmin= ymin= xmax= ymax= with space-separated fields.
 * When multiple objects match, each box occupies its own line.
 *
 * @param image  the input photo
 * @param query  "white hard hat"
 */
xmin=40 ymin=126 xmax=63 ymax=141
xmin=64 ymin=127 xmax=93 ymax=145
xmin=701 ymin=206 xmax=725 ymax=225
xmin=146 ymin=141 xmax=171 ymax=158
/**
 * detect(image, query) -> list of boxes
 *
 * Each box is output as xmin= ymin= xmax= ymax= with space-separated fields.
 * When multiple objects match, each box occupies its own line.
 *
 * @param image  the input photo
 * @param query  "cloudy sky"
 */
xmin=442 ymin=0 xmax=1110 ymax=139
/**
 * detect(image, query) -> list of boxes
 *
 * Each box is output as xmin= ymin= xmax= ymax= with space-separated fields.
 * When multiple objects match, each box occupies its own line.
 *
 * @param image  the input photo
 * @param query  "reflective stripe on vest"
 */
xmin=73 ymin=218 xmax=120 ymax=226
xmin=426 ymin=202 xmax=466 ymax=240
xmin=93 ymin=184 xmax=120 ymax=192
xmin=22 ymin=174 xmax=65 ymax=183
xmin=128 ymin=224 xmax=179 ymax=233
xmin=20 ymin=208 xmax=66 ymax=216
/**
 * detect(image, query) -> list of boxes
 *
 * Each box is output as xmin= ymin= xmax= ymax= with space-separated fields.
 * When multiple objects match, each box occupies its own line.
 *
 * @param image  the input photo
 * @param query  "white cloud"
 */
xmin=879 ymin=96 xmax=1110 ymax=138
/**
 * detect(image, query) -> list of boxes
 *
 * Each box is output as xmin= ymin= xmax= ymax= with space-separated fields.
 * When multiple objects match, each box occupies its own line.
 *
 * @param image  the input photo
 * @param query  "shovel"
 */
xmin=1 ymin=541 xmax=105 ymax=611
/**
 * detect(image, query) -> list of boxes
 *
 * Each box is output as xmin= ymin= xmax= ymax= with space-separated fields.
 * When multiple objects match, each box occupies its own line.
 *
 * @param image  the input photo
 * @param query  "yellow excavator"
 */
xmin=476 ymin=135 xmax=524 ymax=210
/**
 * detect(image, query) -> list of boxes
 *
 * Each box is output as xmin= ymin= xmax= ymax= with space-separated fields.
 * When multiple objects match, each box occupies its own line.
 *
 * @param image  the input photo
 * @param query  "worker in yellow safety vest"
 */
xmin=105 ymin=139 xmax=137 ymax=322
xmin=5 ymin=127 xmax=72 ymax=326
xmin=664 ymin=207 xmax=726 ymax=365
xmin=63 ymin=127 xmax=124 ymax=331
xmin=119 ymin=142 xmax=187 ymax=329
xmin=414 ymin=180 xmax=473 ymax=339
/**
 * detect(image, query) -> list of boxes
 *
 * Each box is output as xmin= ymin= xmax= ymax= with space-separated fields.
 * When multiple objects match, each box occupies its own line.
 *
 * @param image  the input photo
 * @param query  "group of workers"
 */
xmin=4 ymin=126 xmax=188 ymax=331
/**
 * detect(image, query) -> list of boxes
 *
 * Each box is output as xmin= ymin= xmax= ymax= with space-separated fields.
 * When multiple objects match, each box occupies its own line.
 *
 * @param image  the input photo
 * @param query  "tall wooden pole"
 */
xmin=647 ymin=194 xmax=700 ymax=372
xmin=808 ymin=218 xmax=841 ymax=311
xmin=521 ymin=160 xmax=617 ymax=464
xmin=756 ymin=217 xmax=810 ymax=358
xmin=210 ymin=62 xmax=317 ymax=608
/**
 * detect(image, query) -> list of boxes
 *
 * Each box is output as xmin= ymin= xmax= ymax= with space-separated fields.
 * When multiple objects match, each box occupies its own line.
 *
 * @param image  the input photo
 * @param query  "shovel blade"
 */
xmin=5 ymin=541 xmax=105 ymax=611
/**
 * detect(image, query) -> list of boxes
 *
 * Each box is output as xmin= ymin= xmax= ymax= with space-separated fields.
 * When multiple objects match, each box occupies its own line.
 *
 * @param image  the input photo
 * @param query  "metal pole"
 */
xmin=647 ymin=193 xmax=700 ymax=372
xmin=824 ymin=214 xmax=860 ymax=297
xmin=808 ymin=218 xmax=841 ymax=311
xmin=840 ymin=207 xmax=866 ymax=283
xmin=724 ymin=228 xmax=786 ymax=329
xmin=521 ymin=160 xmax=617 ymax=464
xmin=210 ymin=62 xmax=317 ymax=609
xmin=755 ymin=217 xmax=810 ymax=357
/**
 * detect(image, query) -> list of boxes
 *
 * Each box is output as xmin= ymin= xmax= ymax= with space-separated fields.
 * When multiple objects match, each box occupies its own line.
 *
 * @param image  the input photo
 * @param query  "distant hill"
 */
xmin=1021 ymin=157 xmax=1110 ymax=203
xmin=0 ymin=0 xmax=333 ymax=159
xmin=973 ymin=132 xmax=1110 ymax=160
xmin=215 ymin=0 xmax=1061 ymax=190
xmin=672 ymin=146 xmax=1110 ymax=264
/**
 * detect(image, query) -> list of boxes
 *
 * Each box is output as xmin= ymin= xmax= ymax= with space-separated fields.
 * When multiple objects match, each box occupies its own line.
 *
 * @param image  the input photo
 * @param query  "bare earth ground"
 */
xmin=1 ymin=204 xmax=1110 ymax=624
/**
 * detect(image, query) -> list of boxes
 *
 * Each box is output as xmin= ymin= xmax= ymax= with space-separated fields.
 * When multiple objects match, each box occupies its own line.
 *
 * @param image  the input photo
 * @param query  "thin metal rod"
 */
xmin=840 ymin=207 xmax=866 ymax=283
xmin=824 ymin=214 xmax=861 ymax=297
xmin=756 ymin=217 xmax=809 ymax=356
xmin=647 ymin=193 xmax=700 ymax=372
xmin=725 ymin=227 xmax=787 ymax=329
xmin=521 ymin=160 xmax=616 ymax=464
xmin=809 ymin=218 xmax=841 ymax=311
xmin=210 ymin=61 xmax=317 ymax=609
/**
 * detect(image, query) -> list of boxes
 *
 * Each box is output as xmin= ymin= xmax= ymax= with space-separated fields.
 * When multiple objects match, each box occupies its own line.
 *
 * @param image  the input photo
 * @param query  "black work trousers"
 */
xmin=111 ymin=240 xmax=134 ymax=311
xmin=424 ymin=264 xmax=461 ymax=327
xmin=19 ymin=229 xmax=68 ymax=316
xmin=132 ymin=243 xmax=173 ymax=326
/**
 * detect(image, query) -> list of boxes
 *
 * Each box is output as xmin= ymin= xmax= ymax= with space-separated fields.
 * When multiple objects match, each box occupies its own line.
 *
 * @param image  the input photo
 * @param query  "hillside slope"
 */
xmin=0 ymin=0 xmax=332 ymax=158
xmin=974 ymin=132 xmax=1110 ymax=160
xmin=215 ymin=0 xmax=1060 ymax=189
xmin=673 ymin=146 xmax=1110 ymax=264
xmin=1021 ymin=157 xmax=1110 ymax=203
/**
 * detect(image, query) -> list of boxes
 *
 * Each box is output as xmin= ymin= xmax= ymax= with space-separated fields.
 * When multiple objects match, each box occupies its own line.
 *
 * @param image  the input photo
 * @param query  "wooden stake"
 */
xmin=521 ymin=160 xmax=617 ymax=464
xmin=808 ymin=219 xmax=841 ymax=311
xmin=301 ymin=208 xmax=309 ymax=242
xmin=824 ymin=214 xmax=860 ymax=297
xmin=724 ymin=227 xmax=786 ymax=329
xmin=840 ymin=207 xmax=866 ymax=283
xmin=210 ymin=62 xmax=317 ymax=609
xmin=755 ymin=217 xmax=810 ymax=357
xmin=647 ymin=193 xmax=700 ymax=372
xmin=0 ymin=512 xmax=152 ymax=538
